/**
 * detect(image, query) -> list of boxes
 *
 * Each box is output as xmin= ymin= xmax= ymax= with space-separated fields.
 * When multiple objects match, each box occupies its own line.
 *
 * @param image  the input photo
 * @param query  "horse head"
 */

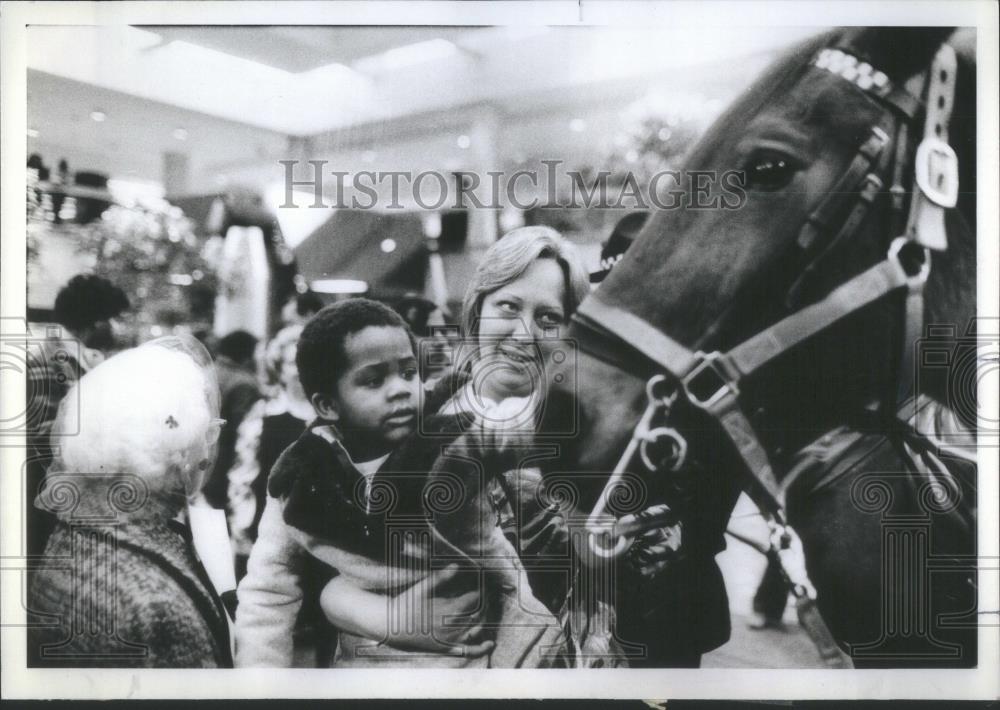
xmin=542 ymin=27 xmax=976 ymax=571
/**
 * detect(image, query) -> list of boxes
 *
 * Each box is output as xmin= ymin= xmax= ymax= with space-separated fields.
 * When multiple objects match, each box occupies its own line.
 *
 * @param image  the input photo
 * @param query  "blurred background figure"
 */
xmin=226 ymin=323 xmax=310 ymax=579
xmin=207 ymin=188 xmax=300 ymax=342
xmin=385 ymin=292 xmax=452 ymax=382
xmin=202 ymin=330 xmax=260 ymax=510
xmin=749 ymin=558 xmax=789 ymax=630
xmin=26 ymin=273 xmax=130 ymax=556
xmin=280 ymin=290 xmax=324 ymax=328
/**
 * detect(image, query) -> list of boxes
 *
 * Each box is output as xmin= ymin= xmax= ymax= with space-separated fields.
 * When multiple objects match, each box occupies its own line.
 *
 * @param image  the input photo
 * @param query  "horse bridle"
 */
xmin=570 ymin=42 xmax=960 ymax=664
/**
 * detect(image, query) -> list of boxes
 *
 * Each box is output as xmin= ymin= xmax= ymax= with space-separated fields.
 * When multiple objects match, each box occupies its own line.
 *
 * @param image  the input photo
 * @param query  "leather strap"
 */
xmin=907 ymin=45 xmax=958 ymax=251
xmin=796 ymin=127 xmax=888 ymax=252
xmin=727 ymin=257 xmax=910 ymax=378
xmin=575 ymin=298 xmax=696 ymax=379
xmin=705 ymin=393 xmax=786 ymax=513
xmin=795 ymin=594 xmax=854 ymax=668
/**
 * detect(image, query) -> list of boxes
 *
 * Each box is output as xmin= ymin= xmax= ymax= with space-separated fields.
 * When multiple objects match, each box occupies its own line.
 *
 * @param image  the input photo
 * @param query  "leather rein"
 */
xmin=569 ymin=43 xmax=962 ymax=668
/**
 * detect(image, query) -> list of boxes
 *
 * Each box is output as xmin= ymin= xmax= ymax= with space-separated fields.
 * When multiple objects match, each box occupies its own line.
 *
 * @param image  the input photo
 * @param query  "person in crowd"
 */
xmin=235 ymin=298 xmax=564 ymax=668
xmin=28 ymin=337 xmax=232 ymax=668
xmin=281 ymin=290 xmax=324 ymax=328
xmin=26 ymin=274 xmax=130 ymax=556
xmin=387 ymin=292 xmax=451 ymax=382
xmin=434 ymin=226 xmax=592 ymax=614
xmin=749 ymin=555 xmax=790 ymax=630
xmin=227 ymin=324 xmax=311 ymax=579
xmin=202 ymin=330 xmax=260 ymax=509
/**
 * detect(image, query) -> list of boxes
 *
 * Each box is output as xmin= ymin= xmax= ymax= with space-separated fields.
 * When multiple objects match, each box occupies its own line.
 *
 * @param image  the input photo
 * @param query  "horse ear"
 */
xmin=837 ymin=27 xmax=956 ymax=82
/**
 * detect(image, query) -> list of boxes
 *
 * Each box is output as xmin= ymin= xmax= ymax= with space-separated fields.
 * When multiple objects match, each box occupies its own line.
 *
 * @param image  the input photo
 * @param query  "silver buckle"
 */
xmin=682 ymin=352 xmax=738 ymax=409
xmin=914 ymin=137 xmax=959 ymax=208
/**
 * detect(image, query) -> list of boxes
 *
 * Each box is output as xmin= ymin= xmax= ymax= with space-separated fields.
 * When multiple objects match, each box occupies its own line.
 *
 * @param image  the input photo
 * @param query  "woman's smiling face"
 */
xmin=474 ymin=257 xmax=567 ymax=401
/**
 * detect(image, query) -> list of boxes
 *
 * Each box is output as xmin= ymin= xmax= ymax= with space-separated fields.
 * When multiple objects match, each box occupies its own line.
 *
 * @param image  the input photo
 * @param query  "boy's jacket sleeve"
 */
xmin=234 ymin=495 xmax=304 ymax=667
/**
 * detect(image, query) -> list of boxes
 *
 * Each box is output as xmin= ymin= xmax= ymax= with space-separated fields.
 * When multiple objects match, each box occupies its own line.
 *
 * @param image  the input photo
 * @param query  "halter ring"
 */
xmin=888 ymin=236 xmax=931 ymax=288
xmin=640 ymin=427 xmax=688 ymax=472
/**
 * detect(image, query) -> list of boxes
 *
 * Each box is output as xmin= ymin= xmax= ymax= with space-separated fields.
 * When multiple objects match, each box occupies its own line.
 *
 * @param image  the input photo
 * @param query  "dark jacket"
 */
xmin=266 ymin=413 xmax=471 ymax=562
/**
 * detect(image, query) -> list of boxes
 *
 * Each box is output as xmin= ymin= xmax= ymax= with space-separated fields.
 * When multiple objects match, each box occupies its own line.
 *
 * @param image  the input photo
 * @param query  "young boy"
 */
xmin=234 ymin=299 xmax=564 ymax=668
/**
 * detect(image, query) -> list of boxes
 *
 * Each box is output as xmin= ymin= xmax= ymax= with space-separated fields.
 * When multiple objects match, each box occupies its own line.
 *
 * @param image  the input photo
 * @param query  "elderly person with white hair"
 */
xmin=27 ymin=337 xmax=233 ymax=668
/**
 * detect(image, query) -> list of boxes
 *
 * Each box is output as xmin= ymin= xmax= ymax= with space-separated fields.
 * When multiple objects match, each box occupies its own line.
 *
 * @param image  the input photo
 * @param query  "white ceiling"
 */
xmin=27 ymin=25 xmax=818 ymax=135
xmin=25 ymin=25 xmax=821 ymax=198
xmin=142 ymin=26 xmax=489 ymax=73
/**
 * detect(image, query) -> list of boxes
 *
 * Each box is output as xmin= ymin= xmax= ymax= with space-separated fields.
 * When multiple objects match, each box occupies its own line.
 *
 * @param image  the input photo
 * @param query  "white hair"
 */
xmin=53 ymin=344 xmax=217 ymax=498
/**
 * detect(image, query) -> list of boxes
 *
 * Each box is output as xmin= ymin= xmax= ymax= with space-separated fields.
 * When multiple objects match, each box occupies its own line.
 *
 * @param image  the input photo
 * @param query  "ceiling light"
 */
xmin=172 ymin=128 xmax=188 ymax=141
xmin=456 ymin=135 xmax=471 ymax=150
xmin=90 ymin=110 xmax=107 ymax=122
xmin=380 ymin=238 xmax=397 ymax=253
xmin=27 ymin=128 xmax=39 ymax=138
xmin=311 ymin=279 xmax=368 ymax=295
xmin=569 ymin=118 xmax=586 ymax=133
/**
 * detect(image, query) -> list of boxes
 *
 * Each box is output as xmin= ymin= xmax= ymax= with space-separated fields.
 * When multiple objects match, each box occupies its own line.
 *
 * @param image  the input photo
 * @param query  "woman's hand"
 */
xmin=320 ymin=564 xmax=495 ymax=658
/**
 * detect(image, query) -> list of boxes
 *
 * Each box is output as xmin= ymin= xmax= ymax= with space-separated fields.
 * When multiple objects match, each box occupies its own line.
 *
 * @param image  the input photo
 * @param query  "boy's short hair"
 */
xmin=296 ymin=298 xmax=414 ymax=399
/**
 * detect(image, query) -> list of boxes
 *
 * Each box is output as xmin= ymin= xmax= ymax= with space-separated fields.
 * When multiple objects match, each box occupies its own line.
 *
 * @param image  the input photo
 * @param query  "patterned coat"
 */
xmin=28 ymin=515 xmax=232 ymax=668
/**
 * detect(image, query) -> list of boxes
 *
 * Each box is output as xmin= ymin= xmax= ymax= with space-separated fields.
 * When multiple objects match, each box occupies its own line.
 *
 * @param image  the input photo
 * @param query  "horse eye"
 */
xmin=744 ymin=151 xmax=801 ymax=191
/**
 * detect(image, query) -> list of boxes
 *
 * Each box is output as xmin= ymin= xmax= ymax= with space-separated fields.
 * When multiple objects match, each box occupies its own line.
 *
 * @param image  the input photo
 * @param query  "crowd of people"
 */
xmin=25 ymin=217 xmax=742 ymax=669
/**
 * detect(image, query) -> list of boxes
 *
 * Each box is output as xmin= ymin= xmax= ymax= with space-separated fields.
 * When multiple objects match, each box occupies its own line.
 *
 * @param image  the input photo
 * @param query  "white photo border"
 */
xmin=1 ymin=0 xmax=997 ymax=700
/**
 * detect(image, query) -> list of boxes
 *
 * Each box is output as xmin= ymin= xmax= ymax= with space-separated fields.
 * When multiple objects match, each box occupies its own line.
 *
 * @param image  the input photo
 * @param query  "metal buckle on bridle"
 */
xmin=914 ymin=137 xmax=959 ymax=210
xmin=682 ymin=351 xmax=739 ymax=409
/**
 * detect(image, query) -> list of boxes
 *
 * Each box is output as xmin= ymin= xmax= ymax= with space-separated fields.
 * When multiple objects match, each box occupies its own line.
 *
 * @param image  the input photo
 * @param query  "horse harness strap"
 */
xmin=576 ymin=246 xmax=920 ymax=515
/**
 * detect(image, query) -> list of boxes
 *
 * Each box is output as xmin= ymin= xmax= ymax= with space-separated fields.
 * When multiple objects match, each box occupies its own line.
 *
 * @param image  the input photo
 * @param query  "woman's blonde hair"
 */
xmin=460 ymin=226 xmax=590 ymax=339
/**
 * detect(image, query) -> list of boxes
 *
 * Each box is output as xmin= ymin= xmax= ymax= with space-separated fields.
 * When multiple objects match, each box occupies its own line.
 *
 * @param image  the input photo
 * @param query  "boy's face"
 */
xmin=319 ymin=325 xmax=419 ymax=456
